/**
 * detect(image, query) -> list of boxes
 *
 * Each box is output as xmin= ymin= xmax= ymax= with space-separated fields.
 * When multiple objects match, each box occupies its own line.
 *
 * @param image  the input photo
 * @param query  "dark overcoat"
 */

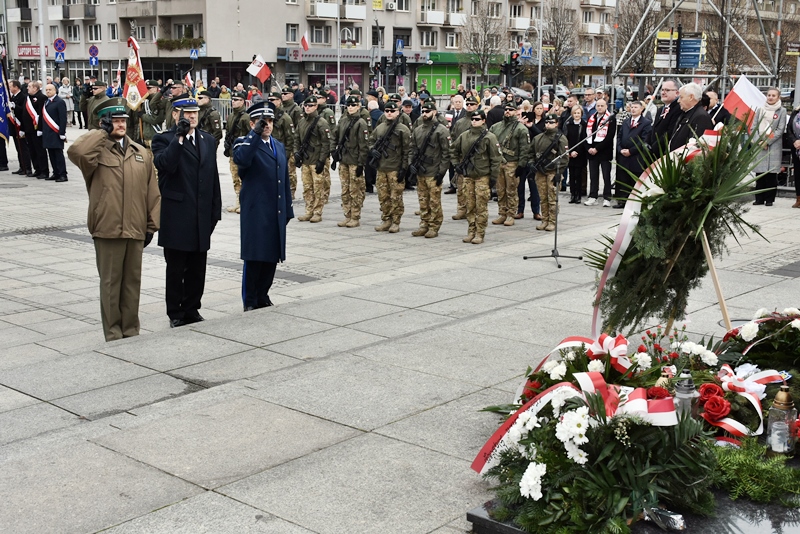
xmin=152 ymin=127 xmax=222 ymax=252
xmin=40 ymin=96 xmax=67 ymax=149
xmin=669 ymin=103 xmax=714 ymax=151
xmin=233 ymin=130 xmax=294 ymax=263
xmin=616 ymin=115 xmax=652 ymax=180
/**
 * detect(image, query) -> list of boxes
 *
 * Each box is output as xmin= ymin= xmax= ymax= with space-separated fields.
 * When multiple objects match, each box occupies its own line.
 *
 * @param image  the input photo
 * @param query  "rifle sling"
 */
xmin=457 ymin=129 xmax=489 ymax=172
xmin=412 ymin=122 xmax=439 ymax=171
xmin=299 ymin=115 xmax=323 ymax=157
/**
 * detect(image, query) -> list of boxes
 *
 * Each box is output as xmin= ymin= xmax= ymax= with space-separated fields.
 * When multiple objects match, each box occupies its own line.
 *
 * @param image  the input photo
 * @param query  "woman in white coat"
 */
xmin=58 ymin=77 xmax=75 ymax=126
xmin=754 ymin=87 xmax=787 ymax=207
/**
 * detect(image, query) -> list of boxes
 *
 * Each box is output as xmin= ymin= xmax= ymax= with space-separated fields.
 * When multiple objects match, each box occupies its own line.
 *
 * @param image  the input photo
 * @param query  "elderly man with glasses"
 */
xmin=294 ymin=96 xmax=335 ymax=223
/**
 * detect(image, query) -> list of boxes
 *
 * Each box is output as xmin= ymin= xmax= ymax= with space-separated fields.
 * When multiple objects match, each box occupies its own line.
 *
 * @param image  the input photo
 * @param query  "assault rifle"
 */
xmin=367 ymin=118 xmax=398 ymax=169
xmin=331 ymin=116 xmax=359 ymax=171
xmin=407 ymin=122 xmax=439 ymax=186
xmin=453 ymin=129 xmax=488 ymax=177
xmin=294 ymin=115 xmax=322 ymax=168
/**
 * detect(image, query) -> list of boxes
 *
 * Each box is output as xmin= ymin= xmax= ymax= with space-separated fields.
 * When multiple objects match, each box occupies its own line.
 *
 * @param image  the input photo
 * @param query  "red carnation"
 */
xmin=647 ymin=386 xmax=671 ymax=399
xmin=698 ymin=383 xmax=724 ymax=405
xmin=638 ymin=345 xmax=647 ymax=353
xmin=654 ymin=344 xmax=663 ymax=353
xmin=522 ymin=379 xmax=542 ymax=400
xmin=704 ymin=395 xmax=731 ymax=421
xmin=670 ymin=352 xmax=680 ymax=360
xmin=722 ymin=329 xmax=739 ymax=342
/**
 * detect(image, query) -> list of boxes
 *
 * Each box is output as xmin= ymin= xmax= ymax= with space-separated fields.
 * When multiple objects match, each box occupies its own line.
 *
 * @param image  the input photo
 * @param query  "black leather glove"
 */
xmin=175 ymin=118 xmax=191 ymax=138
xmin=144 ymin=232 xmax=153 ymax=247
xmin=369 ymin=149 xmax=381 ymax=162
xmin=99 ymin=116 xmax=113 ymax=134
xmin=435 ymin=173 xmax=445 ymax=186
xmin=330 ymin=159 xmax=337 ymax=171
xmin=355 ymin=165 xmax=363 ymax=177
xmin=294 ymin=152 xmax=302 ymax=168
xmin=253 ymin=118 xmax=267 ymax=136
xmin=408 ymin=164 xmax=418 ymax=176
xmin=223 ymin=147 xmax=231 ymax=158
xmin=315 ymin=161 xmax=325 ymax=175
xmin=396 ymin=168 xmax=406 ymax=183
xmin=515 ymin=165 xmax=526 ymax=178
xmin=160 ymin=84 xmax=172 ymax=95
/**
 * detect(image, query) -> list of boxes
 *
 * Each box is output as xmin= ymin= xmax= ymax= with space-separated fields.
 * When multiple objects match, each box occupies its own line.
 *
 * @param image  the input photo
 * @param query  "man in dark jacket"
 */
xmin=8 ymin=80 xmax=33 ymax=176
xmin=152 ymin=95 xmax=222 ymax=328
xmin=614 ymin=100 xmax=652 ymax=208
xmin=584 ymin=99 xmax=616 ymax=207
xmin=22 ymin=81 xmax=49 ymax=179
xmin=669 ymin=83 xmax=714 ymax=151
xmin=648 ymin=79 xmax=681 ymax=155
xmin=233 ymin=103 xmax=293 ymax=310
xmin=39 ymin=83 xmax=68 ymax=182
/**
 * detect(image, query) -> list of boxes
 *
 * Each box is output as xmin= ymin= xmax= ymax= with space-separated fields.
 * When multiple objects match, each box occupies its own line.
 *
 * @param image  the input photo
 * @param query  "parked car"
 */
xmin=538 ymin=84 xmax=570 ymax=99
xmin=510 ymin=86 xmax=532 ymax=99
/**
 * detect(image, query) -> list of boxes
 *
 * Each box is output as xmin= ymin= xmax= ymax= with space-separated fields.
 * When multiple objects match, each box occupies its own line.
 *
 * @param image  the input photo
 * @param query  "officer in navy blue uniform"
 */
xmin=152 ymin=94 xmax=222 ymax=328
xmin=233 ymin=102 xmax=294 ymax=310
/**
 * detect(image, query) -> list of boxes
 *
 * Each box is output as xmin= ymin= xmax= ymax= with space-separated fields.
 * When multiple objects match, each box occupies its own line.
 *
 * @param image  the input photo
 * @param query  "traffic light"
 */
xmin=373 ymin=62 xmax=381 ymax=75
xmin=399 ymin=56 xmax=407 ymax=76
xmin=380 ymin=56 xmax=388 ymax=75
xmin=510 ymin=52 xmax=520 ymax=76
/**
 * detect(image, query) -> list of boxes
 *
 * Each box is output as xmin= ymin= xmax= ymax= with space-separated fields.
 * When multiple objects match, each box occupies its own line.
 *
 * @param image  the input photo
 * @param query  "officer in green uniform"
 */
xmin=409 ymin=101 xmax=451 ymax=238
xmin=450 ymin=95 xmax=478 ymax=220
xmin=333 ymin=95 xmax=369 ymax=228
xmin=132 ymin=80 xmax=166 ymax=154
xmin=377 ymin=93 xmax=413 ymax=129
xmin=86 ymin=81 xmax=110 ymax=130
xmin=316 ymin=92 xmax=337 ymax=205
xmin=294 ymin=96 xmax=334 ymax=222
xmin=163 ymin=81 xmax=186 ymax=129
xmin=369 ymin=101 xmax=411 ymax=233
xmin=223 ymin=90 xmax=250 ymax=213
xmin=267 ymin=91 xmax=295 ymax=171
xmin=196 ymin=90 xmax=223 ymax=148
xmin=531 ymin=113 xmax=569 ymax=232
xmin=451 ymin=109 xmax=502 ymax=244
xmin=348 ymin=89 xmax=373 ymax=132
xmin=281 ymin=86 xmax=303 ymax=198
xmin=490 ymin=101 xmax=530 ymax=227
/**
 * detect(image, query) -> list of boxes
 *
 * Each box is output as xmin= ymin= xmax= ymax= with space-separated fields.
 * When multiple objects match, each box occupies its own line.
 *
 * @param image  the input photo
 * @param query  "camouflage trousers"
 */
xmin=301 ymin=164 xmax=326 ymax=217
xmin=497 ymin=162 xmax=520 ymax=217
xmin=322 ymin=159 xmax=331 ymax=204
xmin=228 ymin=157 xmax=242 ymax=195
xmin=465 ymin=176 xmax=491 ymax=237
xmin=455 ymin=174 xmax=466 ymax=214
xmin=288 ymin=152 xmax=297 ymax=199
xmin=340 ymin=164 xmax=366 ymax=221
xmin=535 ymin=171 xmax=559 ymax=225
xmin=416 ymin=176 xmax=443 ymax=231
xmin=376 ymin=170 xmax=405 ymax=224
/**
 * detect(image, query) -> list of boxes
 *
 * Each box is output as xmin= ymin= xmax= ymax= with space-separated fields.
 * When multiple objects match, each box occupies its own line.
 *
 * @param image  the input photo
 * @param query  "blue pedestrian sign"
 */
xmin=54 ymin=51 xmax=65 ymax=63
xmin=189 ymin=49 xmax=199 ymax=60
xmin=520 ymin=43 xmax=533 ymax=59
xmin=89 ymin=56 xmax=99 ymax=66
xmin=395 ymin=39 xmax=404 ymax=55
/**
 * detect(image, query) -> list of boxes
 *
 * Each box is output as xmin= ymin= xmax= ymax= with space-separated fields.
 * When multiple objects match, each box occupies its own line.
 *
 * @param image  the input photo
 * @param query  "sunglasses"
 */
xmin=545 ymin=120 xmax=557 ymax=124
xmin=347 ymin=103 xmax=359 ymax=107
xmin=303 ymin=103 xmax=317 ymax=107
xmin=385 ymin=109 xmax=398 ymax=113
xmin=470 ymin=117 xmax=483 ymax=122
xmin=466 ymin=102 xmax=478 ymax=106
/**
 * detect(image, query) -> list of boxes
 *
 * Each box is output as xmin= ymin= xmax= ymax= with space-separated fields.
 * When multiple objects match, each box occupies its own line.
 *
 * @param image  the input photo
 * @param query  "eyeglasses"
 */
xmin=347 ymin=103 xmax=359 ymax=107
xmin=661 ymin=88 xmax=677 ymax=92
xmin=303 ymin=103 xmax=317 ymax=107
xmin=470 ymin=118 xmax=483 ymax=122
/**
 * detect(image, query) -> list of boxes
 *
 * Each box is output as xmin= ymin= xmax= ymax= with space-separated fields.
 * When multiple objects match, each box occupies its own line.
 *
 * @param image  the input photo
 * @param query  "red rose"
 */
xmin=522 ymin=380 xmax=542 ymax=400
xmin=704 ymin=395 xmax=731 ymax=421
xmin=698 ymin=383 xmax=724 ymax=405
xmin=638 ymin=345 xmax=647 ymax=353
xmin=647 ymin=386 xmax=671 ymax=399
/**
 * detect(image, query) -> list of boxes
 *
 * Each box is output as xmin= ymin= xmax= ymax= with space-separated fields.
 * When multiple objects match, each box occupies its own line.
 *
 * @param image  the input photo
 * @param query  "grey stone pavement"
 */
xmin=1 ymin=126 xmax=799 ymax=534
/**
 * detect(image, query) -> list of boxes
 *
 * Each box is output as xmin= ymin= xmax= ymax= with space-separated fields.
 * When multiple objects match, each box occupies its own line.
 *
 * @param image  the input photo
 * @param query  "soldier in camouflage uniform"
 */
xmin=369 ymin=101 xmax=411 ymax=233
xmin=86 ymin=81 xmax=110 ymax=130
xmin=531 ymin=113 xmax=569 ymax=232
xmin=348 ymin=89 xmax=373 ymax=132
xmin=450 ymin=96 xmax=478 ymax=220
xmin=267 ymin=92 xmax=294 ymax=163
xmin=332 ymin=95 xmax=369 ymax=228
xmin=451 ymin=109 xmax=502 ymax=244
xmin=294 ymin=96 xmax=334 ymax=222
xmin=490 ymin=101 xmax=530 ymax=227
xmin=409 ymin=101 xmax=450 ymax=238
xmin=223 ymin=91 xmax=250 ymax=213
xmin=281 ymin=86 xmax=303 ymax=198
xmin=132 ymin=80 xmax=166 ymax=155
xmin=377 ymin=93 xmax=413 ymax=129
xmin=316 ymin=92 xmax=337 ymax=205
xmin=196 ymin=90 xmax=223 ymax=149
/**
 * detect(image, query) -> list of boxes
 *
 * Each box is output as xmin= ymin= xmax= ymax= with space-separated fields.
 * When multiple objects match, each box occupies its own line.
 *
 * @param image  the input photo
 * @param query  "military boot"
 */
xmin=297 ymin=213 xmax=312 ymax=222
xmin=375 ymin=220 xmax=392 ymax=232
xmin=388 ymin=223 xmax=400 ymax=233
xmin=452 ymin=210 xmax=466 ymax=220
xmin=424 ymin=228 xmax=439 ymax=238
xmin=463 ymin=233 xmax=475 ymax=243
xmin=536 ymin=221 xmax=547 ymax=231
xmin=310 ymin=214 xmax=322 ymax=223
xmin=411 ymin=226 xmax=428 ymax=237
xmin=544 ymin=223 xmax=556 ymax=231
xmin=337 ymin=218 xmax=351 ymax=227
xmin=345 ymin=219 xmax=360 ymax=228
xmin=492 ymin=215 xmax=507 ymax=225
xmin=471 ymin=234 xmax=484 ymax=245
xmin=503 ymin=217 xmax=514 ymax=226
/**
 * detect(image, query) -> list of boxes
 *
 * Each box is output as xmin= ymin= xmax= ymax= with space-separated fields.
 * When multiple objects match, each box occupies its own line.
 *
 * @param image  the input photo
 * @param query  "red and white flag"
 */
xmin=723 ymin=75 xmax=766 ymax=130
xmin=301 ymin=31 xmax=310 ymax=52
xmin=184 ymin=71 xmax=193 ymax=91
xmin=122 ymin=37 xmax=148 ymax=110
xmin=246 ymin=55 xmax=272 ymax=83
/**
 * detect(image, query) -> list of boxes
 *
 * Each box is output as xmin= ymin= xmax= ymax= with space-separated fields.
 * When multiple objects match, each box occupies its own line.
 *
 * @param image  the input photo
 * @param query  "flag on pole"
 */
xmin=301 ymin=31 xmax=310 ymax=51
xmin=184 ymin=71 xmax=194 ymax=94
xmin=0 ymin=62 xmax=11 ymax=142
xmin=122 ymin=37 xmax=148 ymax=110
xmin=246 ymin=55 xmax=272 ymax=83
xmin=723 ymin=75 xmax=767 ymax=130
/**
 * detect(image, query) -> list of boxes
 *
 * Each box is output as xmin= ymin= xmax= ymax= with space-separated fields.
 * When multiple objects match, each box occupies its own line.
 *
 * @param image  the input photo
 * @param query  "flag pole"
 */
xmin=701 ymin=229 xmax=732 ymax=331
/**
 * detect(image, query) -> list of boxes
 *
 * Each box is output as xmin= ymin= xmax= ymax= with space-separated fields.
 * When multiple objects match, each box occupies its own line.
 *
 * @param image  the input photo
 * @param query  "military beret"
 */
xmin=231 ymin=91 xmax=247 ymax=100
xmin=96 ymin=97 xmax=129 ymax=118
xmin=197 ymin=90 xmax=212 ymax=97
xmin=384 ymin=101 xmax=399 ymax=111
xmin=504 ymin=102 xmax=517 ymax=110
xmin=316 ymin=92 xmax=328 ymax=99
xmin=269 ymin=91 xmax=282 ymax=100
xmin=247 ymin=102 xmax=274 ymax=120
xmin=92 ymin=80 xmax=108 ymax=88
xmin=349 ymin=89 xmax=362 ymax=96
xmin=346 ymin=95 xmax=360 ymax=105
xmin=171 ymin=94 xmax=200 ymax=111
xmin=303 ymin=96 xmax=318 ymax=105
xmin=388 ymin=93 xmax=402 ymax=102
xmin=281 ymin=85 xmax=293 ymax=94
xmin=465 ymin=96 xmax=479 ymax=104
xmin=545 ymin=113 xmax=560 ymax=122
xmin=145 ymin=79 xmax=159 ymax=88
xmin=422 ymin=101 xmax=437 ymax=111
xmin=419 ymin=93 xmax=429 ymax=101
xmin=470 ymin=109 xmax=486 ymax=120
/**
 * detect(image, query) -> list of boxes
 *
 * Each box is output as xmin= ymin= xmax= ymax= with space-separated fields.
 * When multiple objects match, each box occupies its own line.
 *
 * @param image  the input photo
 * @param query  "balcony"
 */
xmin=7 ymin=8 xmax=32 ymax=23
xmin=308 ymin=1 xmax=338 ymax=18
xmin=418 ymin=9 xmax=445 ymax=24
xmin=158 ymin=0 xmax=203 ymax=17
xmin=117 ymin=0 xmax=158 ymax=18
xmin=580 ymin=22 xmax=602 ymax=34
xmin=448 ymin=12 xmax=467 ymax=26
xmin=343 ymin=4 xmax=366 ymax=19
xmin=510 ymin=17 xmax=530 ymax=30
xmin=580 ymin=0 xmax=604 ymax=5
xmin=64 ymin=3 xmax=96 ymax=20
xmin=48 ymin=6 xmax=64 ymax=21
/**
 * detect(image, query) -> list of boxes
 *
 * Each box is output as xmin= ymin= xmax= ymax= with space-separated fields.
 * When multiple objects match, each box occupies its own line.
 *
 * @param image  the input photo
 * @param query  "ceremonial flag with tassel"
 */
xmin=123 ymin=37 xmax=148 ymax=110
xmin=0 ymin=62 xmax=11 ymax=141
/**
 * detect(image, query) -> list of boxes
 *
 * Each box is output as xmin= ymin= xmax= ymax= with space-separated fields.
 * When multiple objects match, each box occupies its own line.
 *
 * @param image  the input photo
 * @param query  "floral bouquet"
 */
xmin=716 ymin=308 xmax=800 ymax=372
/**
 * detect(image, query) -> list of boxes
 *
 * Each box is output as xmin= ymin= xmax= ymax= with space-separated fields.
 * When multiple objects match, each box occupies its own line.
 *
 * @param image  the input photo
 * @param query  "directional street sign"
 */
xmin=53 ymin=38 xmax=66 ymax=53
xmin=54 ymin=51 xmax=65 ymax=63
xmin=89 ymin=56 xmax=99 ymax=66
xmin=788 ymin=42 xmax=800 ymax=56
xmin=88 ymin=45 xmax=99 ymax=57
xmin=189 ymin=49 xmax=199 ymax=60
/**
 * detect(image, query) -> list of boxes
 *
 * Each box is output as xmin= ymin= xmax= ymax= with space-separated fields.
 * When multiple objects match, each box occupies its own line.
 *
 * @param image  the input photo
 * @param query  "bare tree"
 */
xmin=759 ymin=15 xmax=800 ymax=86
xmin=541 ymin=0 xmax=578 ymax=84
xmin=615 ymin=0 xmax=660 ymax=75
xmin=457 ymin=0 xmax=508 ymax=87
xmin=702 ymin=0 xmax=751 ymax=77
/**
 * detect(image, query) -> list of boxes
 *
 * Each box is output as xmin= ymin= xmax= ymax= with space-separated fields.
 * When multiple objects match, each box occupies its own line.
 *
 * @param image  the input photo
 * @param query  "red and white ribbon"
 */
xmin=25 ymin=96 xmax=38 ymax=128
xmin=42 ymin=102 xmax=60 ymax=133
xmin=586 ymin=333 xmax=631 ymax=374
xmin=701 ymin=364 xmax=781 ymax=436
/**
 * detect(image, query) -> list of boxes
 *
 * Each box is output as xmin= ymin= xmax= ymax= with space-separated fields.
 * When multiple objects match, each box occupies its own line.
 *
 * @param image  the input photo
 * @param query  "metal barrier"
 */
xmin=211 ymin=98 xmax=253 ymax=125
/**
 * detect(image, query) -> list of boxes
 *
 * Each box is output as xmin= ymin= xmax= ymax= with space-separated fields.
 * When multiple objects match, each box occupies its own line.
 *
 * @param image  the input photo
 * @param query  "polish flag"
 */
xmin=184 ymin=71 xmax=193 ymax=91
xmin=246 ymin=55 xmax=272 ymax=83
xmin=301 ymin=31 xmax=310 ymax=51
xmin=723 ymin=75 xmax=767 ymax=130
xmin=122 ymin=37 xmax=148 ymax=110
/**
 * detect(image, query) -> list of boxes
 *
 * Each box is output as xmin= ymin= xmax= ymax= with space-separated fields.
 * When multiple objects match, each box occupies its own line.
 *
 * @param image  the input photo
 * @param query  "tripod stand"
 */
xmin=523 ymin=172 xmax=583 ymax=268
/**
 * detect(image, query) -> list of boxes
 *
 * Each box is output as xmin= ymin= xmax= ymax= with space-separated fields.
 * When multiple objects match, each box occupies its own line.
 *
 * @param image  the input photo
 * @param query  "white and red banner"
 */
xmin=301 ymin=31 xmax=310 ymax=52
xmin=723 ymin=75 xmax=766 ymax=131
xmin=184 ymin=71 xmax=193 ymax=91
xmin=26 ymin=96 xmax=38 ymax=128
xmin=123 ymin=37 xmax=148 ymax=110
xmin=246 ymin=55 xmax=272 ymax=83
xmin=42 ymin=102 xmax=60 ymax=133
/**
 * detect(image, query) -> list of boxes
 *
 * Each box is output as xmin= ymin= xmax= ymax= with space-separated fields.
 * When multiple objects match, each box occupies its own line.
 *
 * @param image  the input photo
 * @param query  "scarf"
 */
xmin=761 ymin=99 xmax=783 ymax=139
xmin=586 ymin=111 xmax=610 ymax=144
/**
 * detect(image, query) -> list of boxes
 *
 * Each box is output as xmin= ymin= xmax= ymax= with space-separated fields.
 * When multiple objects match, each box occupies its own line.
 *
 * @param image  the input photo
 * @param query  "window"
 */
xmin=597 ymin=38 xmax=607 ymax=53
xmin=582 ymin=38 xmax=592 ymax=54
xmin=50 ymin=25 xmax=60 ymax=42
xmin=18 ymin=26 xmax=31 ymax=44
xmin=311 ymin=25 xmax=331 ymax=44
xmin=372 ymin=26 xmax=384 ymax=47
xmin=420 ymin=30 xmax=438 ymax=47
xmin=394 ymin=29 xmax=411 ymax=47
xmin=488 ymin=34 xmax=500 ymax=48
xmin=510 ymin=4 xmax=523 ymax=17
xmin=343 ymin=26 xmax=362 ymax=45
xmin=175 ymin=23 xmax=194 ymax=39
xmin=563 ymin=9 xmax=574 ymax=22
xmin=108 ymin=23 xmax=118 ymax=41
xmin=509 ymin=33 xmax=522 ymax=49
xmin=600 ymin=12 xmax=610 ymax=23
xmin=447 ymin=0 xmax=462 ymax=12
xmin=421 ymin=0 xmax=437 ymax=10
xmin=136 ymin=26 xmax=146 ymax=40
xmin=582 ymin=10 xmax=593 ymax=22
xmin=286 ymin=23 xmax=298 ymax=42
xmin=530 ymin=6 xmax=540 ymax=18
xmin=150 ymin=25 xmax=157 ymax=42
xmin=87 ymin=0 xmax=98 ymax=5
xmin=88 ymin=24 xmax=101 ymax=42
xmin=67 ymin=25 xmax=80 ymax=42
xmin=488 ymin=2 xmax=501 ymax=17
xmin=286 ymin=0 xmax=297 ymax=3
xmin=446 ymin=32 xmax=460 ymax=48
xmin=108 ymin=0 xmax=116 ymax=4
xmin=345 ymin=0 xmax=365 ymax=4
xmin=396 ymin=0 xmax=409 ymax=10
xmin=0 ymin=14 xmax=5 ymax=33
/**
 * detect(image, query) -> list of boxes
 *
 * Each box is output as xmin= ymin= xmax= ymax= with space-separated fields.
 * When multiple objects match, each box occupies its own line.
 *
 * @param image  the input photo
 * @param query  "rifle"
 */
xmin=223 ymin=111 xmax=239 ymax=157
xmin=367 ymin=117 xmax=398 ymax=169
xmin=294 ymin=114 xmax=322 ymax=168
xmin=408 ymin=121 xmax=439 ymax=185
xmin=526 ymin=133 xmax=564 ymax=184
xmin=454 ymin=129 xmax=489 ymax=178
xmin=331 ymin=115 xmax=360 ymax=171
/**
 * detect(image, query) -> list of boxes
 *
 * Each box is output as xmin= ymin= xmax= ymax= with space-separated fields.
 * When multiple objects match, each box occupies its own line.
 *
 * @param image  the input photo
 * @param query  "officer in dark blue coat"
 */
xmin=152 ymin=94 xmax=222 ymax=327
xmin=39 ymin=83 xmax=68 ymax=181
xmin=233 ymin=102 xmax=294 ymax=311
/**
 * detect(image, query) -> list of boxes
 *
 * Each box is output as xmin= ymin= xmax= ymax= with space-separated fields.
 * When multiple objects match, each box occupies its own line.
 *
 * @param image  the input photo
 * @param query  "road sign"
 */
xmin=89 ymin=56 xmax=99 ymax=66
xmin=53 ymin=38 xmax=66 ymax=53
xmin=395 ymin=39 xmax=404 ymax=55
xmin=189 ymin=49 xmax=199 ymax=60
xmin=88 ymin=45 xmax=99 ymax=57
xmin=788 ymin=42 xmax=800 ymax=56
xmin=520 ymin=43 xmax=533 ymax=59
xmin=198 ymin=43 xmax=207 ymax=58
xmin=542 ymin=40 xmax=555 ymax=51
xmin=54 ymin=51 xmax=65 ymax=63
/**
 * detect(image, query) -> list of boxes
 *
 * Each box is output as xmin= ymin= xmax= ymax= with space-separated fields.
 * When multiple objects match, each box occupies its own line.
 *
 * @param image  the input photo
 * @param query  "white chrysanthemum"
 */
xmin=735 ymin=363 xmax=760 ymax=379
xmin=680 ymin=341 xmax=697 ymax=354
xmin=671 ymin=341 xmax=682 ymax=350
xmin=564 ymin=350 xmax=576 ymax=362
xmin=541 ymin=360 xmax=558 ymax=372
xmin=519 ymin=462 xmax=546 ymax=500
xmin=549 ymin=362 xmax=567 ymax=381
xmin=517 ymin=411 xmax=532 ymax=426
xmin=634 ymin=353 xmax=652 ymax=370
xmin=508 ymin=424 xmax=523 ymax=445
xmin=783 ymin=308 xmax=800 ymax=316
xmin=563 ymin=441 xmax=588 ymax=465
xmin=753 ymin=308 xmax=771 ymax=319
xmin=700 ymin=350 xmax=718 ymax=367
xmin=791 ymin=319 xmax=800 ymax=331
xmin=587 ymin=360 xmax=605 ymax=373
xmin=740 ymin=322 xmax=760 ymax=342
xmin=691 ymin=343 xmax=705 ymax=356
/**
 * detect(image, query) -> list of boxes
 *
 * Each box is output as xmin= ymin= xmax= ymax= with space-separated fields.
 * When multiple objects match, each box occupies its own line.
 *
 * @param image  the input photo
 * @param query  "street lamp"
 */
xmin=523 ymin=19 xmax=544 ymax=100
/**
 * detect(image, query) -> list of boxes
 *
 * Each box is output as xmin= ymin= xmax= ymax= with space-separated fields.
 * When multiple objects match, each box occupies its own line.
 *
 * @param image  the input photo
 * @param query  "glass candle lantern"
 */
xmin=674 ymin=370 xmax=699 ymax=419
xmin=768 ymin=385 xmax=797 ymax=456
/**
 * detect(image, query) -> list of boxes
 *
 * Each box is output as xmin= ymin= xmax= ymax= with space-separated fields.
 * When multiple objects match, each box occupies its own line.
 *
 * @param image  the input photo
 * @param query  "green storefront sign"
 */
xmin=420 ymin=52 xmax=502 ymax=95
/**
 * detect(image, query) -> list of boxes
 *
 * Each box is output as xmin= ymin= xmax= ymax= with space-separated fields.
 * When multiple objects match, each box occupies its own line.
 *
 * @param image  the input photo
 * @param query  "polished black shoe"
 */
xmin=257 ymin=297 xmax=274 ymax=308
xmin=243 ymin=306 xmax=256 ymax=312
xmin=568 ymin=196 xmax=578 ymax=204
xmin=613 ymin=202 xmax=625 ymax=209
xmin=36 ymin=173 xmax=48 ymax=179
xmin=169 ymin=318 xmax=188 ymax=328
xmin=13 ymin=169 xmax=26 ymax=175
xmin=26 ymin=172 xmax=36 ymax=177
xmin=45 ymin=174 xmax=57 ymax=181
xmin=55 ymin=176 xmax=68 ymax=183
xmin=444 ymin=186 xmax=457 ymax=194
xmin=184 ymin=313 xmax=204 ymax=324
xmin=753 ymin=200 xmax=764 ymax=206
xmin=766 ymin=201 xmax=774 ymax=207
xmin=0 ymin=166 xmax=9 ymax=171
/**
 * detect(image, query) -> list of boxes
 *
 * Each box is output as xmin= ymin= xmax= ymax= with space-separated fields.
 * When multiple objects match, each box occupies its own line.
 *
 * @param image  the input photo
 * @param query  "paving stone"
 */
xmin=417 ymin=293 xmax=517 ymax=319
xmin=93 ymin=395 xmax=360 ymax=488
xmin=192 ymin=309 xmax=335 ymax=347
xmin=0 ymin=385 xmax=39 ymax=413
xmin=0 ymin=342 xmax=64 ymax=371
xmin=220 ymin=433 xmax=491 ymax=534
xmin=410 ymin=267 xmax=528 ymax=292
xmin=0 ymin=440 xmax=202 ymax=534
xmin=267 ymin=326 xmax=386 ymax=360
xmin=169 ymin=348 xmax=301 ymax=386
xmin=348 ymin=308 xmax=454 ymax=337
xmin=0 ymin=402 xmax=82 ymax=445
xmin=274 ymin=295 xmax=405 ymax=326
xmin=102 ymin=491 xmax=316 ymax=533
xmin=347 ymin=281 xmax=466 ymax=308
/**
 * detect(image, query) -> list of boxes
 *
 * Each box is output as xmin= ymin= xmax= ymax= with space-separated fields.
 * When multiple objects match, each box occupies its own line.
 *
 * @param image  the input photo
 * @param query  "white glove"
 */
xmin=19 ymin=131 xmax=25 ymax=138
xmin=37 ymin=131 xmax=42 ymax=137
xmin=9 ymin=102 xmax=15 ymax=109
xmin=60 ymin=135 xmax=66 ymax=140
